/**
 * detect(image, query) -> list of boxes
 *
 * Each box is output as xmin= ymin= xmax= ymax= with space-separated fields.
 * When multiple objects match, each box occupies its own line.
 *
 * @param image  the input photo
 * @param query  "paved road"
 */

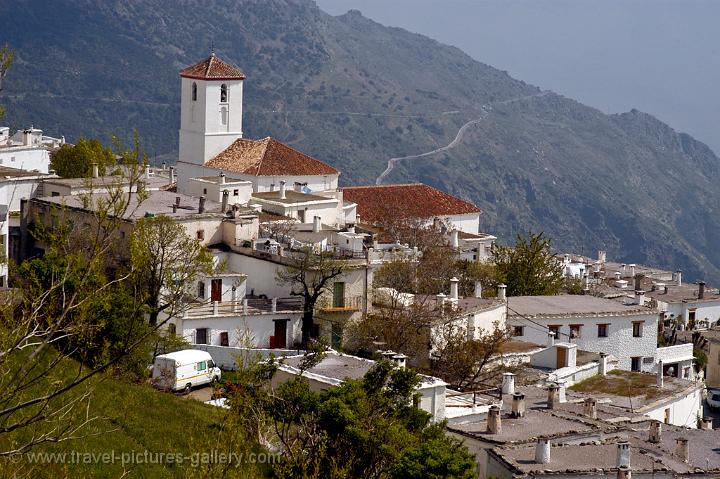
xmin=375 ymin=91 xmax=550 ymax=184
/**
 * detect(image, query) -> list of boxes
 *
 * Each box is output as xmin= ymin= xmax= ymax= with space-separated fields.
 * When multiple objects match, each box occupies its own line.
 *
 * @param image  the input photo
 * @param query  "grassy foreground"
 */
xmin=0 ymin=356 xmax=264 ymax=479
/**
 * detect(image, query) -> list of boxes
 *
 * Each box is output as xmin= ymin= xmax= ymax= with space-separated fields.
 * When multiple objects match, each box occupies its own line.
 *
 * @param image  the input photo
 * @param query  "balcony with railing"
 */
xmin=318 ymin=295 xmax=363 ymax=313
xmin=183 ymin=297 xmax=303 ymax=319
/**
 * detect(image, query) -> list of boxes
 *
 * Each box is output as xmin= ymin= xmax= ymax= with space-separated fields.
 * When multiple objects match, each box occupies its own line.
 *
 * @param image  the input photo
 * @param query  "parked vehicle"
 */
xmin=152 ymin=349 xmax=221 ymax=393
xmin=707 ymin=389 xmax=720 ymax=411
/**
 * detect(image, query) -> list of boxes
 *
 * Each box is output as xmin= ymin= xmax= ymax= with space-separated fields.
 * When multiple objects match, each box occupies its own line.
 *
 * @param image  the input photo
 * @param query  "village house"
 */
xmin=0 ymin=125 xmax=64 ymax=174
xmin=507 ymin=295 xmax=661 ymax=373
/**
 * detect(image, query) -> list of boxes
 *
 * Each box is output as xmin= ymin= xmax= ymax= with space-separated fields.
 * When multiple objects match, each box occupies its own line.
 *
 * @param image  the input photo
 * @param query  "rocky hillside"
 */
xmin=2 ymin=0 xmax=720 ymax=281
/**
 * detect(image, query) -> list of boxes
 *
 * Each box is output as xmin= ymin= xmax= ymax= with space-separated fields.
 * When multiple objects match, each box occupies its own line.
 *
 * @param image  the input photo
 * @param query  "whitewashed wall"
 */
xmin=644 ymin=387 xmax=702 ymax=428
xmin=509 ymin=312 xmax=659 ymax=372
xmin=179 ymin=312 xmax=302 ymax=349
xmin=0 ymin=147 xmax=52 ymax=173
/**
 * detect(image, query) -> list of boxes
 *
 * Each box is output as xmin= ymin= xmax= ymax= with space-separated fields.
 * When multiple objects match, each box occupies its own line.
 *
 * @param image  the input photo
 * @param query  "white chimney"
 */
xmin=657 ymin=360 xmax=664 ymax=389
xmin=92 ymin=163 xmax=99 ymax=178
xmin=436 ymin=293 xmax=447 ymax=309
xmin=220 ymin=172 xmax=226 ymax=184
xmin=221 ymin=190 xmax=229 ymax=213
xmin=617 ymin=442 xmax=631 ymax=468
xmin=313 ymin=216 xmax=321 ymax=233
xmin=169 ymin=166 xmax=175 ymax=185
xmin=449 ymin=277 xmax=459 ymax=301
xmin=498 ymin=283 xmax=507 ymax=301
xmin=392 ymin=353 xmax=407 ymax=369
xmin=649 ymin=420 xmax=661 ymax=443
xmin=675 ymin=438 xmax=689 ymax=462
xmin=599 ymin=352 xmax=608 ymax=376
xmin=450 ymin=229 xmax=459 ymax=248
xmin=486 ymin=405 xmax=501 ymax=434
xmin=279 ymin=180 xmax=286 ymax=200
xmin=676 ymin=270 xmax=682 ymax=286
xmin=501 ymin=372 xmax=515 ymax=395
xmin=535 ymin=438 xmax=550 ymax=464
xmin=598 ymin=250 xmax=607 ymax=263
xmin=556 ymin=378 xmax=567 ymax=403
xmin=547 ymin=331 xmax=556 ymax=347
xmin=474 ymin=281 xmax=483 ymax=298
xmin=511 ymin=393 xmax=526 ymax=418
xmin=629 ymin=264 xmax=636 ymax=277
xmin=144 ymin=165 xmax=150 ymax=179
xmin=635 ymin=290 xmax=645 ymax=306
xmin=583 ymin=398 xmax=597 ymax=419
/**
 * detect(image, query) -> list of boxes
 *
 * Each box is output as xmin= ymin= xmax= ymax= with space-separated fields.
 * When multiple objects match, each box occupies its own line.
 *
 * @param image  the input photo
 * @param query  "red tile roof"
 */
xmin=180 ymin=53 xmax=246 ymax=80
xmin=204 ymin=137 xmax=339 ymax=176
xmin=343 ymin=183 xmax=481 ymax=223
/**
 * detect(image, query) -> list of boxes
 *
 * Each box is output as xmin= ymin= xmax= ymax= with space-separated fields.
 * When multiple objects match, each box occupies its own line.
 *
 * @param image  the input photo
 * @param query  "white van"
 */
xmin=152 ymin=349 xmax=221 ymax=393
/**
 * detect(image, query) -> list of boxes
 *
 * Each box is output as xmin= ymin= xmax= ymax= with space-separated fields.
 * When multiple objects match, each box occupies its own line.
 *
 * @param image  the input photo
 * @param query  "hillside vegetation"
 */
xmin=2 ymin=0 xmax=720 ymax=281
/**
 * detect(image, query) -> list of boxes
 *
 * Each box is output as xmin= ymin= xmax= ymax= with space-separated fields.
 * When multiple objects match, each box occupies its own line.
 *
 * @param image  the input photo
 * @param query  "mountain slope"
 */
xmin=2 ymin=0 xmax=720 ymax=281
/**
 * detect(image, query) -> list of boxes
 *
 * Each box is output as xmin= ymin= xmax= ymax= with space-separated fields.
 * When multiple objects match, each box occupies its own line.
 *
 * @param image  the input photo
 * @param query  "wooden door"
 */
xmin=273 ymin=320 xmax=287 ymax=349
xmin=556 ymin=347 xmax=567 ymax=368
xmin=211 ymin=279 xmax=222 ymax=302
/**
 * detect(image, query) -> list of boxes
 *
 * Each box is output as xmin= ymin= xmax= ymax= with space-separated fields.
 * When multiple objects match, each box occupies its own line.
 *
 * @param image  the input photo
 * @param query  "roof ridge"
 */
xmin=343 ymin=183 xmax=423 ymax=190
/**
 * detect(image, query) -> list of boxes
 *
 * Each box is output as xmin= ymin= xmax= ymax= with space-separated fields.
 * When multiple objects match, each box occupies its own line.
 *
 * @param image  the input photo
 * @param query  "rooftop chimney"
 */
xmin=583 ymin=398 xmax=597 ymax=419
xmin=221 ymin=189 xmax=229 ymax=213
xmin=144 ymin=165 xmax=150 ymax=179
xmin=355 ymin=213 xmax=361 ymax=225
xmin=649 ymin=420 xmax=661 ymax=443
xmin=547 ymin=331 xmax=556 ymax=347
xmin=279 ymin=180 xmax=286 ymax=200
xmin=392 ymin=354 xmax=407 ymax=369
xmin=598 ymin=250 xmax=607 ymax=263
xmin=449 ymin=277 xmax=459 ymax=301
xmin=635 ymin=290 xmax=645 ymax=307
xmin=547 ymin=383 xmax=559 ymax=410
xmin=198 ymin=196 xmax=206 ymax=214
xmin=676 ymin=270 xmax=682 ymax=286
xmin=629 ymin=264 xmax=636 ymax=278
xmin=381 ymin=350 xmax=396 ymax=361
xmin=450 ymin=229 xmax=459 ymax=248
xmin=169 ymin=166 xmax=175 ymax=185
xmin=313 ymin=215 xmax=321 ymax=233
xmin=436 ymin=293 xmax=447 ymax=309
xmin=175 ymin=196 xmax=181 ymax=207
xmin=700 ymin=416 xmax=713 ymax=430
xmin=92 ymin=163 xmax=99 ymax=178
xmin=698 ymin=281 xmax=706 ymax=300
xmin=599 ymin=352 xmax=608 ymax=376
xmin=535 ymin=438 xmax=550 ymax=464
xmin=634 ymin=274 xmax=642 ymax=291
xmin=617 ymin=465 xmax=631 ymax=479
xmin=172 ymin=204 xmax=177 ymax=213
xmin=498 ymin=283 xmax=507 ymax=301
xmin=511 ymin=393 xmax=526 ymax=418
xmin=474 ymin=281 xmax=483 ymax=298
xmin=675 ymin=437 xmax=689 ymax=463
xmin=617 ymin=442 xmax=631 ymax=469
xmin=486 ymin=405 xmax=501 ymax=434
xmin=501 ymin=372 xmax=515 ymax=395
xmin=219 ymin=172 xmax=226 ymax=184
xmin=657 ymin=360 xmax=664 ymax=389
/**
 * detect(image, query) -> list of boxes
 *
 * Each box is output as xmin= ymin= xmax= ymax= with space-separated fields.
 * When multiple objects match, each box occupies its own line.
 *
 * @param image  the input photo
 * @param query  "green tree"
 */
xmin=50 ymin=138 xmax=116 ymax=178
xmin=228 ymin=356 xmax=476 ymax=478
xmin=130 ymin=214 xmax=214 ymax=325
xmin=492 ymin=231 xmax=564 ymax=296
xmin=276 ymin=249 xmax=344 ymax=344
xmin=0 ymin=43 xmax=15 ymax=119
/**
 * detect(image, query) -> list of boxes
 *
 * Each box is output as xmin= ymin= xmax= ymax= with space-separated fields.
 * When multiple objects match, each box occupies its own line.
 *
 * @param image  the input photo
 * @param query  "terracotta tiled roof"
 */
xmin=342 ymin=183 xmax=481 ymax=223
xmin=180 ymin=53 xmax=246 ymax=80
xmin=205 ymin=137 xmax=339 ymax=176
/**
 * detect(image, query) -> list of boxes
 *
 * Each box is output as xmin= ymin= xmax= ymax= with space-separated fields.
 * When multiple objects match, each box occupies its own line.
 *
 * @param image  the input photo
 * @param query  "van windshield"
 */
xmin=208 ymin=360 xmax=214 ymax=369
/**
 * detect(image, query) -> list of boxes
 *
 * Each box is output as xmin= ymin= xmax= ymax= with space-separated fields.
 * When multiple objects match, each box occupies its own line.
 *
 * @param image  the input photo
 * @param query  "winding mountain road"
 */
xmin=375 ymin=91 xmax=550 ymax=184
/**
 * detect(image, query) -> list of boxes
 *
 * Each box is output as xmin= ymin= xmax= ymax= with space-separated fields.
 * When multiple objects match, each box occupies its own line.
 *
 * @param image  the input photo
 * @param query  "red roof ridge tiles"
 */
xmin=204 ymin=137 xmax=339 ymax=177
xmin=180 ymin=53 xmax=246 ymax=81
xmin=342 ymin=183 xmax=481 ymax=223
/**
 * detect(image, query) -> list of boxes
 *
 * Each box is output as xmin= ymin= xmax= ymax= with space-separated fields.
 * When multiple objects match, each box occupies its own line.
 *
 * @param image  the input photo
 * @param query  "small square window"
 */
xmin=632 ymin=321 xmax=643 ymax=338
xmin=197 ymin=230 xmax=205 ymax=241
xmin=597 ymin=324 xmax=609 ymax=338
xmin=513 ymin=326 xmax=524 ymax=337
xmin=203 ymin=188 xmax=207 ymax=195
xmin=570 ymin=324 xmax=582 ymax=339
xmin=233 ymin=189 xmax=239 ymax=196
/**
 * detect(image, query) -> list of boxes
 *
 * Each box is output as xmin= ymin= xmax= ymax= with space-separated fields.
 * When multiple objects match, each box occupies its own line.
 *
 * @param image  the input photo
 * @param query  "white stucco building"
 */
xmin=0 ymin=126 xmax=64 ymax=174
xmin=508 ymin=295 xmax=660 ymax=372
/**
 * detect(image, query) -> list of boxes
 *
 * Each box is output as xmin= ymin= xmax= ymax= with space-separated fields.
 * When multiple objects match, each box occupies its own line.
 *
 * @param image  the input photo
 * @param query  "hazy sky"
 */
xmin=316 ymin=0 xmax=720 ymax=154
